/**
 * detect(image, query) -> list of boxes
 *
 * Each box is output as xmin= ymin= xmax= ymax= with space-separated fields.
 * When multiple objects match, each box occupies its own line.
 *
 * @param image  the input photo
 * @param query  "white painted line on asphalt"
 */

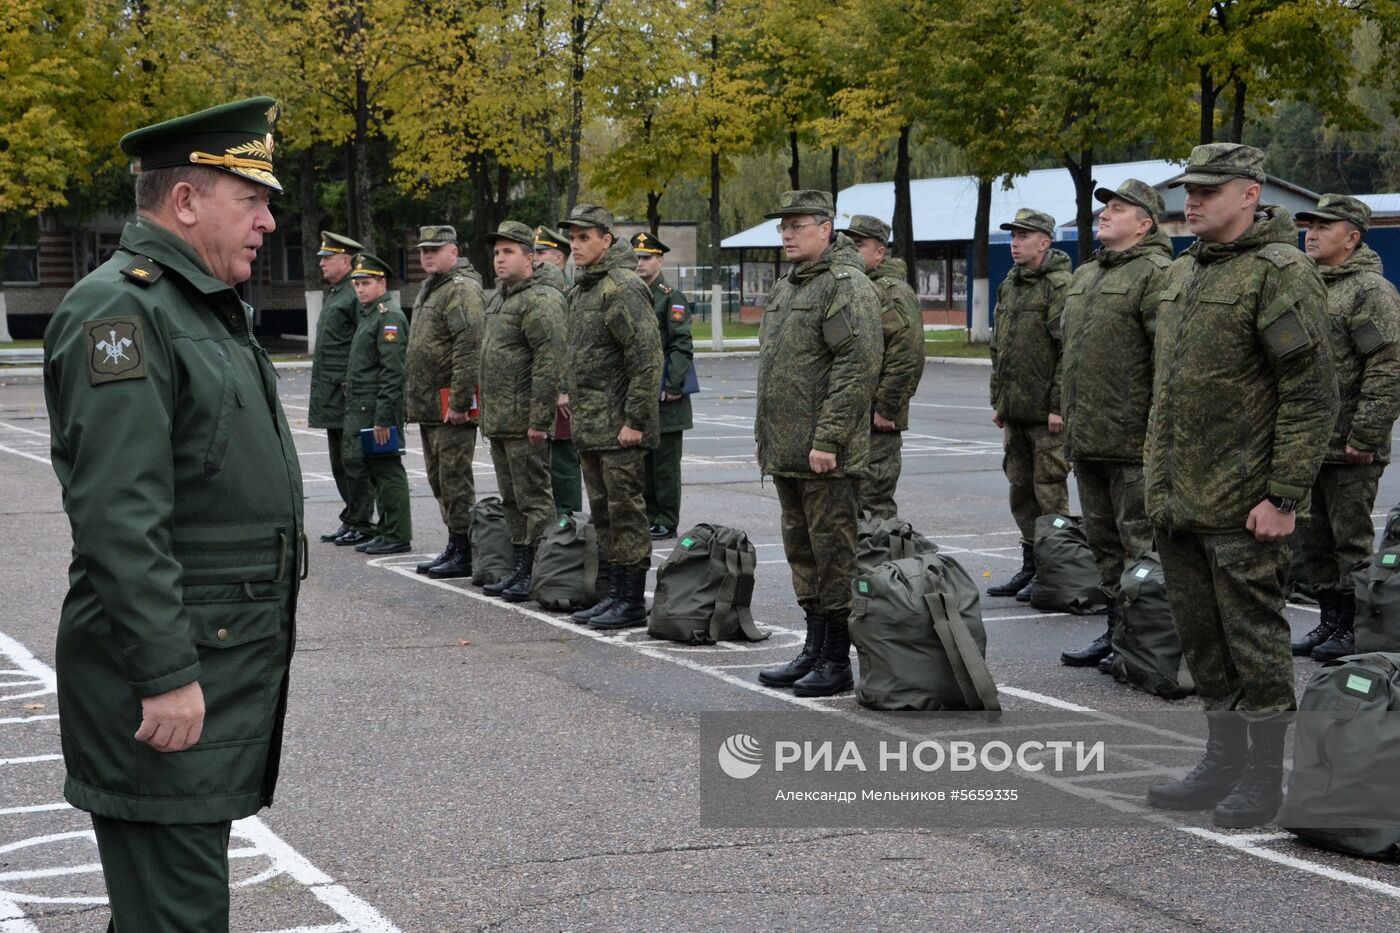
xmin=994 ymin=686 xmax=1097 ymax=713
xmin=1180 ymin=826 xmax=1400 ymax=899
xmin=0 ymin=421 xmax=48 ymax=439
xmin=0 ymin=803 xmax=70 ymax=816
xmin=0 ymin=755 xmax=61 ymax=767
xmin=0 ymin=444 xmax=49 ymax=466
xmin=982 ymin=612 xmax=1074 ymax=622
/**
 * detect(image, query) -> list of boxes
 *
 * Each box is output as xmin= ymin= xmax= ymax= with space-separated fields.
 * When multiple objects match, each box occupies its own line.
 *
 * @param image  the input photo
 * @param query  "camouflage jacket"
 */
xmin=989 ymin=249 xmax=1073 ymax=423
xmin=1061 ymin=230 xmax=1174 ymax=463
xmin=564 ymin=239 xmax=662 ymax=451
xmin=1144 ymin=205 xmax=1337 ymax=533
xmin=307 ymin=277 xmax=360 ymax=428
xmin=869 ymin=256 xmax=925 ymax=431
xmin=534 ymin=260 xmax=571 ymax=292
xmin=404 ymin=258 xmax=484 ymax=423
xmin=651 ymin=273 xmax=695 ymax=433
xmin=480 ymin=265 xmax=566 ymax=438
xmin=345 ymin=296 xmax=409 ymax=430
xmin=755 ymin=234 xmax=883 ymax=479
xmin=1316 ymin=245 xmax=1400 ymax=464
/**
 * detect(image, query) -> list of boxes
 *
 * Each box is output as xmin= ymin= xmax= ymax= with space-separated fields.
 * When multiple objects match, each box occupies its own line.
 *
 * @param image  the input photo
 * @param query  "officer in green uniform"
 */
xmin=344 ymin=253 xmax=413 ymax=554
xmin=308 ymin=230 xmax=373 ymax=545
xmin=839 ymin=215 xmax=924 ymax=520
xmin=1144 ymin=144 xmax=1336 ymax=828
xmin=631 ymin=231 xmax=695 ymax=539
xmin=43 ymin=97 xmax=303 ymax=932
xmin=535 ymin=224 xmax=583 ymax=514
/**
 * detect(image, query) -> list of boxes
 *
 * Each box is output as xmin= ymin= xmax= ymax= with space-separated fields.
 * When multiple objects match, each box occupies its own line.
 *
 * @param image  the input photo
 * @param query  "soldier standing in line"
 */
xmin=985 ymin=208 xmax=1073 ymax=602
xmin=404 ymin=225 xmax=485 ymax=579
xmin=1144 ymin=144 xmax=1336 ymax=828
xmin=478 ymin=221 xmax=567 ymax=601
xmin=1290 ymin=194 xmax=1400 ymax=660
xmin=1057 ymin=181 xmax=1173 ymax=669
xmin=631 ymin=231 xmax=695 ymax=540
xmin=556 ymin=205 xmax=663 ymax=630
xmin=754 ymin=190 xmax=882 ymax=698
xmin=534 ymin=225 xmax=584 ymax=515
xmin=839 ymin=215 xmax=924 ymax=520
xmin=308 ymin=230 xmax=374 ymax=546
xmin=344 ymin=253 xmax=414 ymax=555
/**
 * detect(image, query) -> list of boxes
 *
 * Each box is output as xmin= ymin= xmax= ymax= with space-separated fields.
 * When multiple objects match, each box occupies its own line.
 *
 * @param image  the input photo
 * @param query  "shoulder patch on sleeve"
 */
xmin=1256 ymin=244 xmax=1299 ymax=270
xmin=120 ymin=256 xmax=163 ymax=286
xmin=670 ymin=303 xmax=686 ymax=322
xmin=87 ymin=316 xmax=147 ymax=384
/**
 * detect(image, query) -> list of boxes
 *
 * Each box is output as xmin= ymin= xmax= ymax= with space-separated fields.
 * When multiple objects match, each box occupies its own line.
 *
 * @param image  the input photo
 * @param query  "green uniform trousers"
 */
xmin=419 ymin=422 xmax=477 ymax=536
xmin=1156 ymin=527 xmax=1295 ymax=712
xmin=343 ymin=430 xmax=413 ymax=544
xmin=579 ymin=447 xmax=650 ymax=571
xmin=1301 ymin=461 xmax=1385 ymax=595
xmin=327 ymin=427 xmax=374 ymax=533
xmin=490 ymin=435 xmax=554 ymax=545
xmin=774 ymin=475 xmax=860 ymax=614
xmin=643 ymin=430 xmax=685 ymax=529
xmin=859 ymin=429 xmax=904 ymax=520
xmin=93 ymin=815 xmax=232 ymax=933
xmin=1003 ymin=420 xmax=1069 ymax=545
xmin=1074 ymin=458 xmax=1154 ymax=599
xmin=551 ymin=439 xmax=583 ymax=515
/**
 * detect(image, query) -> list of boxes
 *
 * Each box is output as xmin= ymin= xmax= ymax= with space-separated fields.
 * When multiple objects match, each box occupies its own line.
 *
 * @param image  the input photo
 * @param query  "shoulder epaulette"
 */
xmin=1047 ymin=269 xmax=1073 ymax=288
xmin=452 ymin=274 xmax=466 ymax=285
xmin=120 ymin=255 xmax=164 ymax=286
xmin=833 ymin=270 xmax=852 ymax=281
xmin=1145 ymin=253 xmax=1172 ymax=269
xmin=659 ymin=283 xmax=671 ymax=295
xmin=1256 ymin=244 xmax=1299 ymax=269
xmin=377 ymin=302 xmax=388 ymax=314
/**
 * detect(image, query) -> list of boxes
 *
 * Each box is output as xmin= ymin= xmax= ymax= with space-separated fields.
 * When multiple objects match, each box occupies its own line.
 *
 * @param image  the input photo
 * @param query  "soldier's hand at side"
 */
xmin=557 ymin=393 xmax=571 ymax=421
xmin=873 ymin=413 xmax=896 ymax=432
xmin=373 ymin=425 xmax=391 ymax=445
xmin=1047 ymin=413 xmax=1064 ymax=434
xmin=446 ymin=407 xmax=472 ymax=425
xmin=663 ymin=391 xmax=682 ymax=402
xmin=1345 ymin=445 xmax=1375 ymax=465
xmin=809 ymin=449 xmax=837 ymax=474
xmin=992 ymin=412 xmax=1004 ymax=429
xmin=1246 ymin=499 xmax=1296 ymax=543
xmin=618 ymin=425 xmax=643 ymax=447
xmin=528 ymin=428 xmax=548 ymax=447
xmin=135 ymin=681 xmax=205 ymax=753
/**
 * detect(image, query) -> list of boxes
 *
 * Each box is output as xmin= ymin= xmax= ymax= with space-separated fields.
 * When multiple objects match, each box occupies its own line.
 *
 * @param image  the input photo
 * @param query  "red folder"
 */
xmin=440 ymin=387 xmax=481 ymax=422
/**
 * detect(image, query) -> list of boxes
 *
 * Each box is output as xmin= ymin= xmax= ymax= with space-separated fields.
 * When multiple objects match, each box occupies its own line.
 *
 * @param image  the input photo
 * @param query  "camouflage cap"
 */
xmin=1296 ymin=193 xmax=1372 ymax=233
xmin=484 ymin=220 xmax=536 ymax=248
xmin=317 ymin=231 xmax=364 ymax=257
xmin=1166 ymin=143 xmax=1266 ymax=188
xmin=840 ymin=214 xmax=891 ymax=243
xmin=631 ymin=231 xmax=669 ymax=255
xmin=765 ymin=189 xmax=835 ymax=220
xmin=1094 ymin=178 xmax=1165 ymax=219
xmin=558 ymin=203 xmax=614 ymax=231
xmin=416 ymin=225 xmax=457 ymax=248
xmin=533 ymin=225 xmax=570 ymax=253
xmin=350 ymin=252 xmax=392 ymax=280
xmin=998 ymin=208 xmax=1057 ymax=236
xmin=120 ymin=96 xmax=283 ymax=192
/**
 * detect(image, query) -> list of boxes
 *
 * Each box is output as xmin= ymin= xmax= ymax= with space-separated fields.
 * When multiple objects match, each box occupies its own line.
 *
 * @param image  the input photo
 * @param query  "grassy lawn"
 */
xmin=924 ymin=328 xmax=990 ymax=359
xmin=0 ymin=339 xmax=44 ymax=350
xmin=690 ymin=320 xmax=760 ymax=343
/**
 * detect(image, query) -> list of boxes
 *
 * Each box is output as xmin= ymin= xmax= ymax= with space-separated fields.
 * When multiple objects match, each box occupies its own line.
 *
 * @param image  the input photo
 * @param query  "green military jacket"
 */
xmin=1061 ymin=230 xmax=1174 ymax=463
xmin=534 ymin=260 xmax=571 ymax=292
xmin=989 ymin=249 xmax=1073 ymax=424
xmin=651 ymin=272 xmax=695 ymax=433
xmin=1144 ymin=205 xmax=1338 ymax=533
xmin=1316 ymin=245 xmax=1400 ymax=464
xmin=869 ymin=256 xmax=924 ymax=431
xmin=756 ymin=234 xmax=883 ymax=479
xmin=405 ymin=258 xmax=484 ymax=423
xmin=307 ymin=276 xmax=359 ymax=429
xmin=481 ymin=264 xmax=567 ymax=438
xmin=43 ymin=219 xmax=304 ymax=823
xmin=565 ymin=239 xmax=663 ymax=451
xmin=345 ymin=295 xmax=409 ymax=433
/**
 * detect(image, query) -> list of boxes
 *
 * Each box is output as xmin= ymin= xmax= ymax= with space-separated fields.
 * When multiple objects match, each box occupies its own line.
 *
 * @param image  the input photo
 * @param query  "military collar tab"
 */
xmin=121 ymin=255 xmax=164 ymax=286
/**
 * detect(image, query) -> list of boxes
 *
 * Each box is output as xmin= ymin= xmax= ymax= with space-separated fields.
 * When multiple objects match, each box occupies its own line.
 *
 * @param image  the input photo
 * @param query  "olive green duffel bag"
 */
xmin=855 ymin=514 xmax=938 ymax=572
xmin=649 ymin=524 xmax=768 ymax=644
xmin=1108 ymin=554 xmax=1194 ymax=699
xmin=1354 ymin=546 xmax=1400 ymax=652
xmin=1030 ymin=515 xmax=1109 ymax=615
xmin=529 ymin=512 xmax=603 ymax=611
xmin=469 ymin=496 xmax=515 ymax=586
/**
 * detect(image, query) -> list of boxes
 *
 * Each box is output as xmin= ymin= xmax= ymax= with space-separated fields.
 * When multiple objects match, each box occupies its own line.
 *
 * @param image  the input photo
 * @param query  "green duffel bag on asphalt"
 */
xmin=1383 ymin=502 xmax=1400 ymax=550
xmin=469 ymin=496 xmax=515 ymax=586
xmin=1354 ymin=546 xmax=1400 ymax=652
xmin=529 ymin=512 xmax=603 ymax=611
xmin=1278 ymin=652 xmax=1400 ymax=859
xmin=1030 ymin=514 xmax=1109 ymax=615
xmin=1109 ymin=553 xmax=1194 ymax=699
xmin=849 ymin=552 xmax=1000 ymax=712
xmin=648 ymin=524 xmax=768 ymax=644
xmin=855 ymin=513 xmax=939 ymax=572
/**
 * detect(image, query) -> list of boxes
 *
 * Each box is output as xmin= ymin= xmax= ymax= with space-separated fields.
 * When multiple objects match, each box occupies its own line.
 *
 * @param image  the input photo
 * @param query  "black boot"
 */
xmin=416 ymin=538 xmax=455 ymax=574
xmin=1147 ymin=712 xmax=1247 ymax=810
xmin=988 ymin=544 xmax=1035 ymax=597
xmin=758 ymin=612 xmax=827 ymax=688
xmin=483 ymin=544 xmax=528 ymax=597
xmin=570 ymin=563 xmax=618 ymax=623
xmin=1213 ymin=719 xmax=1288 ymax=828
xmin=1062 ymin=604 xmax=1116 ymax=666
xmin=792 ymin=610 xmax=854 ymax=697
xmin=590 ymin=569 xmax=648 ymax=630
xmin=1292 ymin=590 xmax=1338 ymax=656
xmin=427 ymin=532 xmax=472 ymax=579
xmin=1311 ymin=593 xmax=1356 ymax=662
xmin=500 ymin=545 xmax=536 ymax=602
xmin=1015 ymin=577 xmax=1035 ymax=602
xmin=1097 ymin=651 xmax=1116 ymax=674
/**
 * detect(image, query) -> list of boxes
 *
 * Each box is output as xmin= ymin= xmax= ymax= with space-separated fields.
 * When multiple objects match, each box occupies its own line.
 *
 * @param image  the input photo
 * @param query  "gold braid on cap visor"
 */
xmin=187 ymin=138 xmax=277 ymax=186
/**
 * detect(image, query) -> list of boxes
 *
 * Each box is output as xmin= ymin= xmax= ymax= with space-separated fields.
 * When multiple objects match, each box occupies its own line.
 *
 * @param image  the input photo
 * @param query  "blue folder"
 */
xmin=359 ymin=426 xmax=403 ymax=457
xmin=659 ymin=361 xmax=700 ymax=400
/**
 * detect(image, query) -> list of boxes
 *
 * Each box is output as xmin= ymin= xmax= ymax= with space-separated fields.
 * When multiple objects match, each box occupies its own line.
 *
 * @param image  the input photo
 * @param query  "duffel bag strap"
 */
xmin=710 ymin=542 xmax=768 ymax=642
xmin=921 ymin=591 xmax=1000 ymax=712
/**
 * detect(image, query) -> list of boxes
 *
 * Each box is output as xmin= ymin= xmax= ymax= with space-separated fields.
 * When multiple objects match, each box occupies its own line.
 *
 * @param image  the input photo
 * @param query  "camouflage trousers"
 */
xmin=859 ymin=429 xmax=903 ymax=521
xmin=579 ymin=447 xmax=650 ymax=572
xmin=1074 ymin=458 xmax=1154 ymax=599
xmin=773 ymin=475 xmax=860 ymax=614
xmin=490 ymin=435 xmax=554 ymax=545
xmin=419 ymin=423 xmax=477 ymax=535
xmin=1156 ymin=527 xmax=1294 ymax=712
xmin=551 ymin=439 xmax=583 ymax=515
xmin=1301 ymin=461 xmax=1384 ymax=595
xmin=643 ymin=431 xmax=684 ymax=529
xmin=326 ymin=427 xmax=374 ymax=533
xmin=1003 ymin=421 xmax=1069 ymax=544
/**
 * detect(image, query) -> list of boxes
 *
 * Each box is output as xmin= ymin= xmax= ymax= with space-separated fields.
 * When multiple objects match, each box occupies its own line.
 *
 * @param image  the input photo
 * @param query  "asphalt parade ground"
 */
xmin=2 ymin=355 xmax=1398 ymax=931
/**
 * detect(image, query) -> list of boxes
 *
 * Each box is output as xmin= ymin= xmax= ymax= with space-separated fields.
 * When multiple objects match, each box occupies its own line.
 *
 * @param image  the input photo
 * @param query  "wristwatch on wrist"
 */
xmin=1267 ymin=494 xmax=1298 ymax=514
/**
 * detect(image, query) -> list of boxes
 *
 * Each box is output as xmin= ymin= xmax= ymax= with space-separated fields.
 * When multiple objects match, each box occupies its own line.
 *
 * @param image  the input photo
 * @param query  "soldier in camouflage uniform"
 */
xmin=478 ymin=221 xmax=566 ymax=601
xmin=755 ymin=191 xmax=883 ymax=698
xmin=631 ymin=231 xmax=695 ymax=539
xmin=986 ymin=208 xmax=1073 ymax=601
xmin=404 ymin=225 xmax=485 ymax=578
xmin=839 ymin=215 xmax=924 ymax=520
xmin=1144 ymin=144 xmax=1336 ymax=829
xmin=1290 ymin=195 xmax=1400 ymax=661
xmin=557 ymin=205 xmax=663 ymax=629
xmin=535 ymin=225 xmax=583 ymax=515
xmin=1058 ymin=180 xmax=1173 ymax=668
